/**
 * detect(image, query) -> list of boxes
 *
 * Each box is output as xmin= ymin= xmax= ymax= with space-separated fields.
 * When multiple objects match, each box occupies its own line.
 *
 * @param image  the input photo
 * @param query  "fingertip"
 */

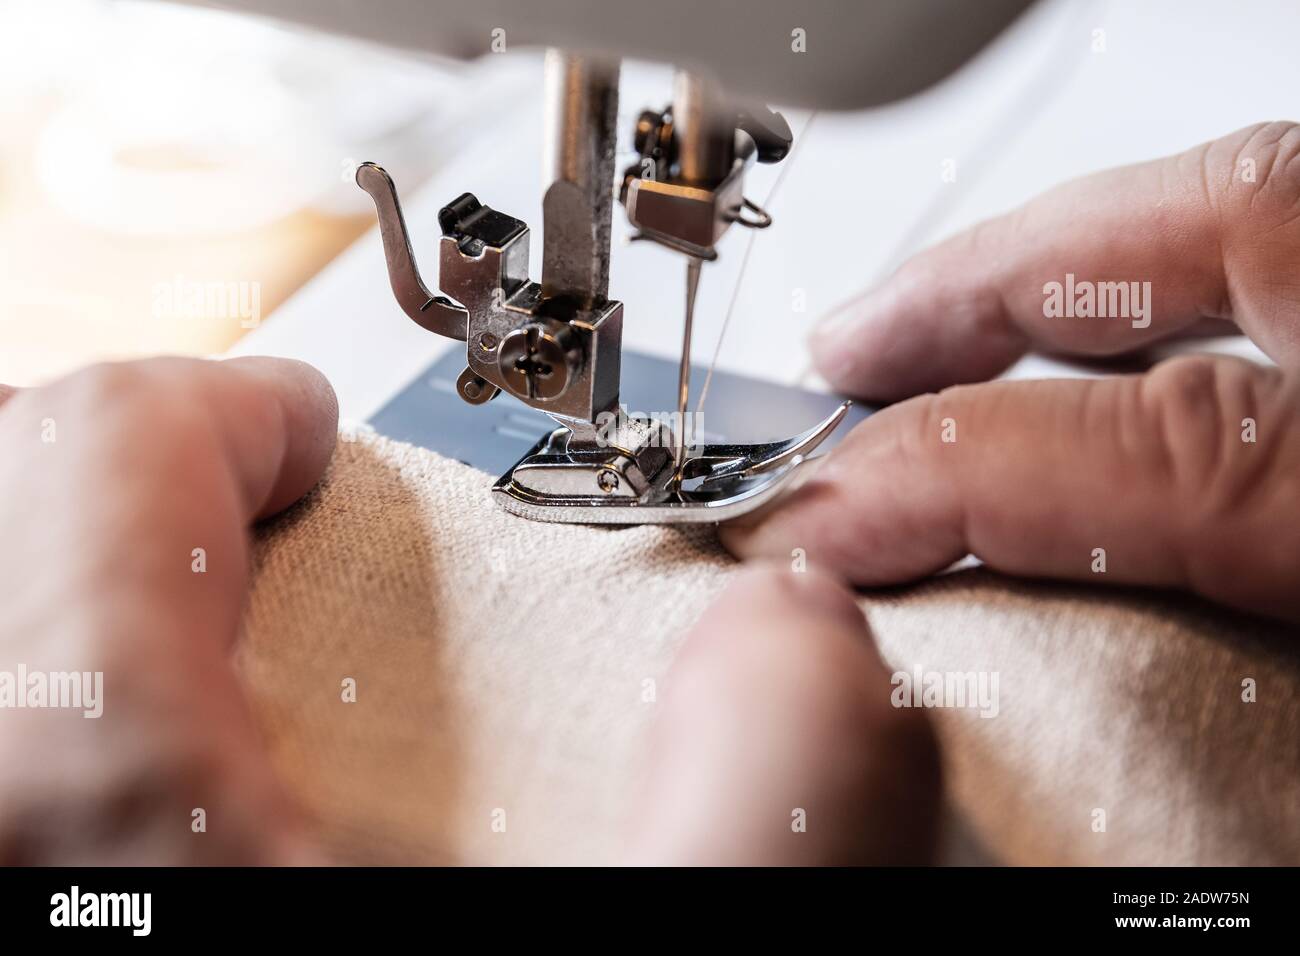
xmin=718 ymin=464 xmax=851 ymax=567
xmin=717 ymin=512 xmax=784 ymax=565
xmin=266 ymin=358 xmax=340 ymax=468
xmin=716 ymin=512 xmax=758 ymax=557
xmin=630 ymin=559 xmax=937 ymax=865
xmin=808 ymin=289 xmax=886 ymax=397
xmin=222 ymin=356 xmax=338 ymax=423
xmin=274 ymin=361 xmax=339 ymax=512
xmin=215 ymin=357 xmax=339 ymax=517
xmin=807 ymin=269 xmax=949 ymax=402
xmin=722 ymin=562 xmax=869 ymax=637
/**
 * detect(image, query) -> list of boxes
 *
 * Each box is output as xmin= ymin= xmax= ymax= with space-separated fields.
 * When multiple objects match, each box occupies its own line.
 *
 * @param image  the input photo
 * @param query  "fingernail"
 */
xmin=808 ymin=309 xmax=862 ymax=385
xmin=810 ymin=287 xmax=885 ymax=364
xmin=811 ymin=297 xmax=869 ymax=346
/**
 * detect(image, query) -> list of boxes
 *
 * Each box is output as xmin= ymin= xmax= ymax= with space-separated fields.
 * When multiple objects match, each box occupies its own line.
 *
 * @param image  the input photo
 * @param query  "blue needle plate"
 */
xmin=370 ymin=349 xmax=871 ymax=477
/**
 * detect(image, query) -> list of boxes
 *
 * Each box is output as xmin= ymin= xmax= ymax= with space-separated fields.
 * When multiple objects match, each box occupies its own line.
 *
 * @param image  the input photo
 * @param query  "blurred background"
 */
xmin=0 ymin=0 xmax=520 ymax=385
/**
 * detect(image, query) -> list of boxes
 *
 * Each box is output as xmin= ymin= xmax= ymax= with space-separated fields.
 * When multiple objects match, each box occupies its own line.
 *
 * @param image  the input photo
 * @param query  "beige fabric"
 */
xmin=238 ymin=430 xmax=1300 ymax=865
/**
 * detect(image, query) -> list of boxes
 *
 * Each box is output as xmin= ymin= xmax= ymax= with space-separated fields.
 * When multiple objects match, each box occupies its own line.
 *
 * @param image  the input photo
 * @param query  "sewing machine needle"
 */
xmin=673 ymin=256 xmax=703 ymax=485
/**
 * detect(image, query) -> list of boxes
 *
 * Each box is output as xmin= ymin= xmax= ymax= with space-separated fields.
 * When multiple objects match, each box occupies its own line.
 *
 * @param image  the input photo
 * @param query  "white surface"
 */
xmin=232 ymin=0 xmax=1283 ymax=420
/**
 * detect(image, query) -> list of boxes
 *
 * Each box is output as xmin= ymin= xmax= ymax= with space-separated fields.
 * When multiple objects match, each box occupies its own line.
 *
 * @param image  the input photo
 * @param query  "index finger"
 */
xmin=0 ymin=356 xmax=338 ymax=651
xmin=812 ymin=122 xmax=1300 ymax=402
xmin=722 ymin=356 xmax=1300 ymax=622
xmin=0 ymin=358 xmax=336 ymax=862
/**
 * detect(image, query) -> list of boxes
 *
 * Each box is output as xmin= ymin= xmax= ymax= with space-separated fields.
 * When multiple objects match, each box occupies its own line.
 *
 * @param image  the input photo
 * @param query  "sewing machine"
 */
xmin=193 ymin=0 xmax=1035 ymax=523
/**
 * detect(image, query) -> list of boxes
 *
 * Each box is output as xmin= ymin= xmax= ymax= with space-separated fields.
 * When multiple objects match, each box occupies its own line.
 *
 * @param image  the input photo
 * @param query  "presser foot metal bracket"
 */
xmin=356 ymin=160 xmax=854 ymax=526
xmin=492 ymin=401 xmax=850 ymax=524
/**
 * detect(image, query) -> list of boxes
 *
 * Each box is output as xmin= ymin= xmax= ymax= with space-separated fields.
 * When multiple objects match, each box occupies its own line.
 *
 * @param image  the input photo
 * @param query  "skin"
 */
xmin=0 ymin=358 xmax=336 ymax=864
xmin=6 ymin=120 xmax=1295 ymax=864
xmin=724 ymin=121 xmax=1300 ymax=623
xmin=625 ymin=566 xmax=939 ymax=865
xmin=0 ymin=357 xmax=930 ymax=864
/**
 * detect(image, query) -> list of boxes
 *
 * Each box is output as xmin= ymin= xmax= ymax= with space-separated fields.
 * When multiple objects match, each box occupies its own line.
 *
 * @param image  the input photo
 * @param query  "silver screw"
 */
xmin=596 ymin=469 xmax=619 ymax=493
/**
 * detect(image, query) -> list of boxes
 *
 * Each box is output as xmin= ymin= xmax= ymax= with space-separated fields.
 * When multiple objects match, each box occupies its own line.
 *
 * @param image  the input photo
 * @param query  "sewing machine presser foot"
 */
xmin=492 ymin=401 xmax=849 ymax=524
xmin=356 ymin=160 xmax=850 ymax=525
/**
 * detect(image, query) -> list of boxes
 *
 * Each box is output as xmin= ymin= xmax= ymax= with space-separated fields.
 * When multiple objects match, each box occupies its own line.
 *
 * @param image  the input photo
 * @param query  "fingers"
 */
xmin=8 ymin=356 xmax=336 ymax=643
xmin=0 ymin=384 xmax=18 ymax=409
xmin=0 ymin=353 xmax=338 ymax=691
xmin=625 ymin=566 xmax=941 ymax=865
xmin=182 ymin=356 xmax=340 ymax=520
xmin=0 ymin=356 xmax=336 ymax=862
xmin=723 ymin=356 xmax=1300 ymax=622
xmin=813 ymin=122 xmax=1300 ymax=402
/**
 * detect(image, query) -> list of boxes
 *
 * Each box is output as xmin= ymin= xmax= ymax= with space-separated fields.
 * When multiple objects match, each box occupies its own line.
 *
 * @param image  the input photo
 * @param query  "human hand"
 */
xmin=723 ymin=122 xmax=1300 ymax=623
xmin=1 ymin=356 xmax=937 ymax=867
xmin=626 ymin=566 xmax=941 ymax=866
xmin=0 ymin=357 xmax=337 ymax=863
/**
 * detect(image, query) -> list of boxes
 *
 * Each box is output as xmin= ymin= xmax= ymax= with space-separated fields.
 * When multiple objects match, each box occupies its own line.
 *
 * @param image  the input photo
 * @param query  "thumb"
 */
xmin=0 ymin=356 xmax=336 ymax=863
xmin=625 ymin=566 xmax=941 ymax=865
